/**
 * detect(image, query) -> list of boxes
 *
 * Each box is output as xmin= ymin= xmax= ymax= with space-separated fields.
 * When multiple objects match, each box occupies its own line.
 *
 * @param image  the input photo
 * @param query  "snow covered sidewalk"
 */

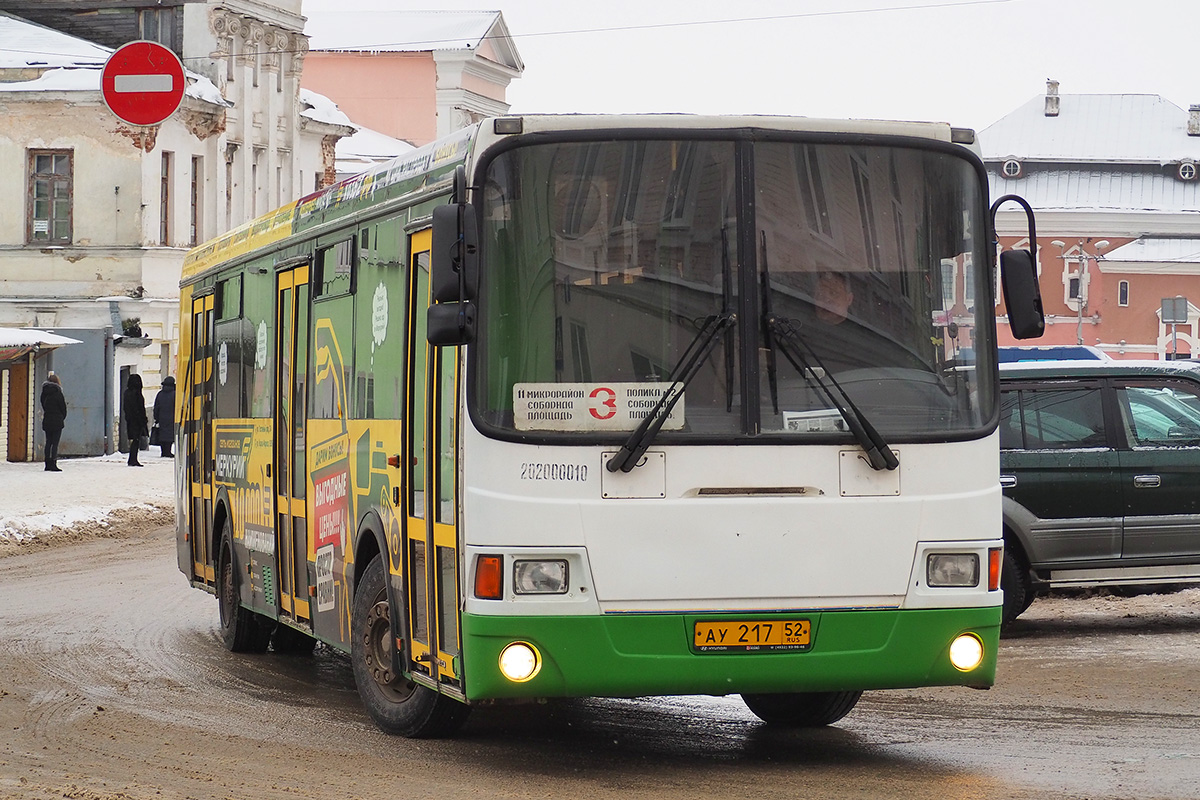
xmin=0 ymin=452 xmax=175 ymax=553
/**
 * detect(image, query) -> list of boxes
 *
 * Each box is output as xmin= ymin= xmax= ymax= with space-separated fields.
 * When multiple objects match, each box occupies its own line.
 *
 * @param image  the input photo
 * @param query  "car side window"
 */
xmin=1003 ymin=387 xmax=1107 ymax=450
xmin=1118 ymin=382 xmax=1200 ymax=446
xmin=999 ymin=391 xmax=1022 ymax=450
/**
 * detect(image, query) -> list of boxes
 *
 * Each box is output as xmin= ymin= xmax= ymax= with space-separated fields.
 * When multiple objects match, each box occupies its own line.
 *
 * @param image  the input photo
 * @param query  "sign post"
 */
xmin=101 ymin=40 xmax=186 ymax=127
xmin=1162 ymin=296 xmax=1189 ymax=359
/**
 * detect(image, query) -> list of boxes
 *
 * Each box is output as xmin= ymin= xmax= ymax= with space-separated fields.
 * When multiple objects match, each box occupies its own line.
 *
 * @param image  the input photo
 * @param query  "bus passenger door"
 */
xmin=186 ymin=292 xmax=215 ymax=583
xmin=405 ymin=230 xmax=462 ymax=689
xmin=275 ymin=265 xmax=312 ymax=624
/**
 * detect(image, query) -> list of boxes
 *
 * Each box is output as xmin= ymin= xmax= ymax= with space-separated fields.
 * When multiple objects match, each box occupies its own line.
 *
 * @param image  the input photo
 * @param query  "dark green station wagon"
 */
xmin=999 ymin=359 xmax=1200 ymax=624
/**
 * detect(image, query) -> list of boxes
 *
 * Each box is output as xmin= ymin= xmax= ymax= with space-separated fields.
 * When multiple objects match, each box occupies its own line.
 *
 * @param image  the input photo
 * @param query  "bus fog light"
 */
xmin=927 ymin=553 xmax=979 ymax=587
xmin=513 ymin=560 xmax=568 ymax=594
xmin=499 ymin=642 xmax=541 ymax=682
xmin=949 ymin=634 xmax=984 ymax=672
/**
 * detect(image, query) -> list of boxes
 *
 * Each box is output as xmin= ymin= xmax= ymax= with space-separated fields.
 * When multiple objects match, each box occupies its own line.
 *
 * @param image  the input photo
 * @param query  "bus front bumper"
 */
xmin=459 ymin=606 xmax=1000 ymax=701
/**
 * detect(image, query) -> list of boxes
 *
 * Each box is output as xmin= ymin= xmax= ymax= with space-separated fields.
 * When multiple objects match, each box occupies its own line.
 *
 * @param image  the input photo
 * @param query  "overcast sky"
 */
xmin=300 ymin=0 xmax=1195 ymax=133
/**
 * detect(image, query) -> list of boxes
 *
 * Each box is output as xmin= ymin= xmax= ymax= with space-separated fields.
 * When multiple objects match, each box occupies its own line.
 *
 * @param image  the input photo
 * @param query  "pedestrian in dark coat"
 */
xmin=153 ymin=375 xmax=176 ymax=458
xmin=124 ymin=373 xmax=148 ymax=467
xmin=40 ymin=372 xmax=67 ymax=472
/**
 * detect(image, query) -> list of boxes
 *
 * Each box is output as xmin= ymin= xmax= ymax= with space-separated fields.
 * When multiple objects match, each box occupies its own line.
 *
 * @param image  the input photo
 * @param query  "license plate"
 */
xmin=693 ymin=620 xmax=811 ymax=652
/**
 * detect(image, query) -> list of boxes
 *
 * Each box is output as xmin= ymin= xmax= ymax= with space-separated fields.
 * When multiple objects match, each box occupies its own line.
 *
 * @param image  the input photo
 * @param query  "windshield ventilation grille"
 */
xmin=696 ymin=487 xmax=824 ymax=497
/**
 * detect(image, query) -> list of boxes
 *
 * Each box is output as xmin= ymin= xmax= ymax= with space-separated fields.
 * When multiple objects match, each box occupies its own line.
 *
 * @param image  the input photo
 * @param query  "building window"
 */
xmin=940 ymin=259 xmax=957 ymax=309
xmin=225 ymin=152 xmax=235 ymax=230
xmin=28 ymin=150 xmax=72 ymax=244
xmin=160 ymin=152 xmax=173 ymax=246
xmin=139 ymin=8 xmax=177 ymax=52
xmin=1002 ymin=159 xmax=1022 ymax=178
xmin=1068 ymin=275 xmax=1081 ymax=301
xmin=850 ymin=157 xmax=880 ymax=271
xmin=1179 ymin=162 xmax=1197 ymax=181
xmin=795 ymin=144 xmax=832 ymax=238
xmin=1119 ymin=280 xmax=1130 ymax=307
xmin=190 ymin=156 xmax=203 ymax=246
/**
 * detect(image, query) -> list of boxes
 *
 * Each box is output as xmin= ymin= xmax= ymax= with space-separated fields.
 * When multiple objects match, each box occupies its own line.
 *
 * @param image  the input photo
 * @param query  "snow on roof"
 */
xmin=0 ymin=66 xmax=100 ymax=92
xmin=0 ymin=63 xmax=232 ymax=107
xmin=0 ymin=328 xmax=83 ymax=347
xmin=304 ymin=9 xmax=501 ymax=53
xmin=1105 ymin=239 xmax=1200 ymax=264
xmin=0 ymin=10 xmax=109 ymax=69
xmin=980 ymin=93 xmax=1200 ymax=163
xmin=299 ymin=88 xmax=354 ymax=128
xmin=335 ymin=125 xmax=416 ymax=177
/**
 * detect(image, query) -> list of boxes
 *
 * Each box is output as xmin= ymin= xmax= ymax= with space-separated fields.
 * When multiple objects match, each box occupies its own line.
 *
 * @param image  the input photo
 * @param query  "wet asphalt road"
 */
xmin=1 ymin=526 xmax=1198 ymax=799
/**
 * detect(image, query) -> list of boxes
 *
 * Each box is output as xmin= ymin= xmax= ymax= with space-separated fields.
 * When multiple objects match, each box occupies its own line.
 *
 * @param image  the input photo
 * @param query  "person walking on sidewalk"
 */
xmin=40 ymin=372 xmax=67 ymax=472
xmin=124 ymin=373 xmax=148 ymax=467
xmin=152 ymin=376 xmax=176 ymax=458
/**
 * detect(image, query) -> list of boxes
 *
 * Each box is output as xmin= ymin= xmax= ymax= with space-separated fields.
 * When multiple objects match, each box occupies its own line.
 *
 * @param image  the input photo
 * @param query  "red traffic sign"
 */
xmin=101 ymin=40 xmax=185 ymax=127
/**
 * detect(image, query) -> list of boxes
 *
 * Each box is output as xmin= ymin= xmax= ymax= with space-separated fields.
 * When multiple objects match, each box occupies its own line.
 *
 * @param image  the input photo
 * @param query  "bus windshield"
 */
xmin=475 ymin=135 xmax=994 ymax=441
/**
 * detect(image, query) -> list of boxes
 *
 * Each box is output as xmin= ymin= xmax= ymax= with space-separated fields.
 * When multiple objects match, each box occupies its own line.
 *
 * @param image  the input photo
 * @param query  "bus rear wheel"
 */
xmin=741 ymin=690 xmax=863 ymax=726
xmin=216 ymin=526 xmax=271 ymax=653
xmin=350 ymin=556 xmax=469 ymax=738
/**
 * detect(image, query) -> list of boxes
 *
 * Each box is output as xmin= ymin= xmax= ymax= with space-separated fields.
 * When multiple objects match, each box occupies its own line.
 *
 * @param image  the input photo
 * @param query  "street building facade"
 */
xmin=985 ymin=81 xmax=1200 ymax=359
xmin=0 ymin=1 xmax=353 ymax=460
xmin=301 ymin=9 xmax=523 ymax=147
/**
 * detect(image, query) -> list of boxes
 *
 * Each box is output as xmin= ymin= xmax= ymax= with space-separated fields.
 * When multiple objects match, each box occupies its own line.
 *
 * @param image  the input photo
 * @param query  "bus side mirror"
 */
xmin=1000 ymin=249 xmax=1045 ymax=340
xmin=431 ymin=175 xmax=478 ymax=304
xmin=991 ymin=193 xmax=1045 ymax=341
xmin=428 ymin=301 xmax=476 ymax=346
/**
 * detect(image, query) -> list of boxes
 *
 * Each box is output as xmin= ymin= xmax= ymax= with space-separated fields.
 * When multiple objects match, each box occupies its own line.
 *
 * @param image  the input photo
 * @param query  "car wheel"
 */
xmin=350 ymin=556 xmax=470 ymax=738
xmin=741 ymin=691 xmax=862 ymax=726
xmin=1001 ymin=546 xmax=1033 ymax=627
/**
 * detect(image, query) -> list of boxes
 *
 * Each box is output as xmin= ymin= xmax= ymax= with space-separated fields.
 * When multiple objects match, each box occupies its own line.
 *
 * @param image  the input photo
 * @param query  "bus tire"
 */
xmin=1001 ymin=546 xmax=1033 ymax=628
xmin=351 ymin=557 xmax=470 ymax=738
xmin=741 ymin=690 xmax=862 ymax=726
xmin=216 ymin=526 xmax=271 ymax=653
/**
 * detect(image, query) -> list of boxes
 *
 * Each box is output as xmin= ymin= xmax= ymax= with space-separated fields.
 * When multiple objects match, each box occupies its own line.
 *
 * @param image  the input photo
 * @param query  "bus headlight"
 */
xmin=513 ymin=560 xmax=568 ymax=594
xmin=949 ymin=633 xmax=984 ymax=672
xmin=927 ymin=553 xmax=980 ymax=587
xmin=499 ymin=642 xmax=541 ymax=682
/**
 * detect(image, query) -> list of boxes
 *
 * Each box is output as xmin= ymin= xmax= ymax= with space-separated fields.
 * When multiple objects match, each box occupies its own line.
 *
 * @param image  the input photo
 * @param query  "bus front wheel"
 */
xmin=741 ymin=690 xmax=863 ymax=726
xmin=216 ymin=525 xmax=271 ymax=653
xmin=350 ymin=556 xmax=470 ymax=738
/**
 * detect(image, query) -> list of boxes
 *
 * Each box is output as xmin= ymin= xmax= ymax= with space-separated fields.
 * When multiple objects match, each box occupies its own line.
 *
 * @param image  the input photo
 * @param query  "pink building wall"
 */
xmin=996 ymin=235 xmax=1200 ymax=358
xmin=302 ymin=52 xmax=438 ymax=146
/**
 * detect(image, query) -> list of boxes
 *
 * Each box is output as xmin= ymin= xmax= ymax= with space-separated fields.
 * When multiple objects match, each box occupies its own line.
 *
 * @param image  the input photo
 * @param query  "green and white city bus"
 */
xmin=177 ymin=114 xmax=1044 ymax=737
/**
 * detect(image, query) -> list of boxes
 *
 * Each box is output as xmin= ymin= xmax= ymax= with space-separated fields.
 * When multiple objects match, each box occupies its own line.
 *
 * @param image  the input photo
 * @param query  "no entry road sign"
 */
xmin=101 ymin=40 xmax=185 ymax=127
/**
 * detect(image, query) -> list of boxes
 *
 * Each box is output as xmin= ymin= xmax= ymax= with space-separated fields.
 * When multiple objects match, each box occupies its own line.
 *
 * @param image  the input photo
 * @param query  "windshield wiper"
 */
xmin=765 ymin=314 xmax=899 ymax=472
xmin=606 ymin=312 xmax=736 ymax=473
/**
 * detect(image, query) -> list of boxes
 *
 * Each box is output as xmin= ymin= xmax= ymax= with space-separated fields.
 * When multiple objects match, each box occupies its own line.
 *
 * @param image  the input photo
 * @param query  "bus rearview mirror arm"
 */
xmin=991 ymin=194 xmax=1045 ymax=341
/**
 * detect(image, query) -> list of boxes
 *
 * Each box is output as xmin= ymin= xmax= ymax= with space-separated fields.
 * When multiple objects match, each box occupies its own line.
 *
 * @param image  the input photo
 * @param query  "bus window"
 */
xmin=315 ymin=239 xmax=354 ymax=299
xmin=244 ymin=263 xmax=273 ymax=418
xmin=355 ymin=219 xmax=405 ymax=419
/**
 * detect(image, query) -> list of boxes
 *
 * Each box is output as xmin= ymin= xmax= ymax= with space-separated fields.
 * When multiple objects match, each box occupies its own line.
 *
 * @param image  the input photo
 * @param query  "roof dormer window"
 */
xmin=1002 ymin=159 xmax=1022 ymax=178
xmin=1179 ymin=161 xmax=1197 ymax=181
